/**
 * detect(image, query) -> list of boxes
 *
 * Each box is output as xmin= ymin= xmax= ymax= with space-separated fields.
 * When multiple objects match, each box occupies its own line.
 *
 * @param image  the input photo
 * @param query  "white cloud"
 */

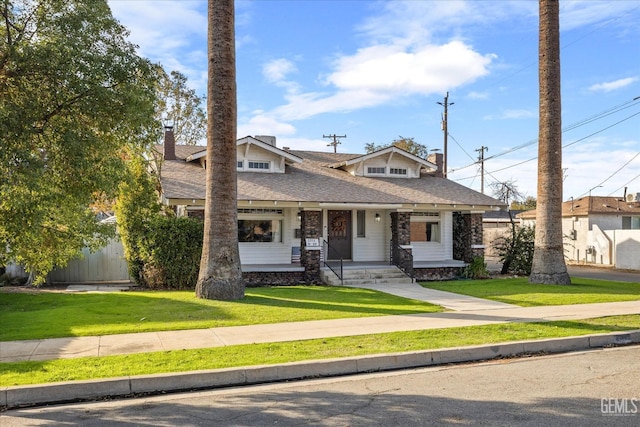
xmin=238 ymin=111 xmax=296 ymax=138
xmin=483 ymin=109 xmax=536 ymax=120
xmin=263 ymin=58 xmax=297 ymax=84
xmin=467 ymin=91 xmax=489 ymax=100
xmin=588 ymin=77 xmax=638 ymax=93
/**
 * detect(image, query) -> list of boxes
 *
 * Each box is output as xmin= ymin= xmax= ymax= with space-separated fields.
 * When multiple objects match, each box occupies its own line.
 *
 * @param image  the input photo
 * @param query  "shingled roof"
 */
xmin=518 ymin=196 xmax=640 ymax=219
xmin=158 ymin=145 xmax=504 ymax=207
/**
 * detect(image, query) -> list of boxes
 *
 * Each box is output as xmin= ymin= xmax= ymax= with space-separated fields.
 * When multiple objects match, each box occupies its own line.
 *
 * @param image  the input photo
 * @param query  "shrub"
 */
xmin=139 ymin=216 xmax=203 ymax=289
xmin=493 ymin=225 xmax=535 ymax=275
xmin=462 ymin=256 xmax=489 ymax=279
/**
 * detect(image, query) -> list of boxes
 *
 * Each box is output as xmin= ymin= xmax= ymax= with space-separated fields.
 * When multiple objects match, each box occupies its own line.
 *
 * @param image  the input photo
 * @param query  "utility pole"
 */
xmin=323 ymin=134 xmax=346 ymax=153
xmin=475 ymin=145 xmax=488 ymax=194
xmin=437 ymin=93 xmax=453 ymax=178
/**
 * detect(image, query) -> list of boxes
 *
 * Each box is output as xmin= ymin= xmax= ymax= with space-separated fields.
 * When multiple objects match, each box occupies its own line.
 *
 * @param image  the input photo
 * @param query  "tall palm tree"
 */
xmin=529 ymin=0 xmax=571 ymax=285
xmin=196 ymin=0 xmax=244 ymax=300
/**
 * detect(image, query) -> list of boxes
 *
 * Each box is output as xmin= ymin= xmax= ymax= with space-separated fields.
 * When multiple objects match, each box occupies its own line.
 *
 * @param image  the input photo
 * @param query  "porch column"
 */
xmin=390 ymin=212 xmax=412 ymax=271
xmin=470 ymin=212 xmax=485 ymax=259
xmin=453 ymin=212 xmax=485 ymax=263
xmin=301 ymin=209 xmax=321 ymax=283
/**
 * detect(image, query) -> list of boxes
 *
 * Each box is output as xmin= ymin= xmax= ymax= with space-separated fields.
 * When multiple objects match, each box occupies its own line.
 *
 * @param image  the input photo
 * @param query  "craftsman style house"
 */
xmin=157 ymin=128 xmax=505 ymax=285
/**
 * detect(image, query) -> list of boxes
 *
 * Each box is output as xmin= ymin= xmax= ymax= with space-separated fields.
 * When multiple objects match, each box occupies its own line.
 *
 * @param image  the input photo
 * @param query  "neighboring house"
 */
xmin=157 ymin=128 xmax=505 ymax=285
xmin=518 ymin=195 xmax=640 ymax=270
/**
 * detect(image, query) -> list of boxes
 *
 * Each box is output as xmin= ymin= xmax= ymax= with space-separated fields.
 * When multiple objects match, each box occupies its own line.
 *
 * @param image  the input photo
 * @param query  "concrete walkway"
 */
xmin=343 ymin=281 xmax=517 ymax=311
xmin=2 ymin=281 xmax=639 ymax=363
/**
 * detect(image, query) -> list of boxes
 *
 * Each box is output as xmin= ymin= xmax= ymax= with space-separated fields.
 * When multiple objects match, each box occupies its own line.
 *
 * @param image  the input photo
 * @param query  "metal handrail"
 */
xmin=390 ymin=240 xmax=414 ymax=281
xmin=323 ymin=239 xmax=343 ymax=285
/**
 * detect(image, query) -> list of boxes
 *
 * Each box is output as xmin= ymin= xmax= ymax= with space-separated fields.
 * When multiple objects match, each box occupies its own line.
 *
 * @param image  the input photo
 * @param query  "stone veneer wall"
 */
xmin=390 ymin=212 xmax=412 ymax=272
xmin=301 ymin=210 xmax=322 ymax=284
xmin=470 ymin=213 xmax=485 ymax=259
xmin=243 ymin=271 xmax=305 ymax=287
xmin=414 ymin=267 xmax=465 ymax=281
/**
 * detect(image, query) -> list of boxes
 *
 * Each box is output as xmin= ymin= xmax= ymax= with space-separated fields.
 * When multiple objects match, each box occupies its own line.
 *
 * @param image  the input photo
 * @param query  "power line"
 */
xmin=448 ymin=96 xmax=640 ymax=174
xmin=323 ymin=134 xmax=346 ymax=153
xmin=451 ymin=108 xmax=640 ymax=180
xmin=608 ymin=172 xmax=640 ymax=196
xmin=577 ymin=151 xmax=640 ymax=198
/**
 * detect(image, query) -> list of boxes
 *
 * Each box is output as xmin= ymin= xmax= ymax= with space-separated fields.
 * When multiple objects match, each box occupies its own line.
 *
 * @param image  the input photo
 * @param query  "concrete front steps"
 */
xmin=321 ymin=266 xmax=413 ymax=286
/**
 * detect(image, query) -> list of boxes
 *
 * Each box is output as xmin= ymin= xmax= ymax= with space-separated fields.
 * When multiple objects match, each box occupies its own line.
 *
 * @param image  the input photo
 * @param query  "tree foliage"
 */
xmin=0 ymin=0 xmax=157 ymax=284
xmin=365 ymin=136 xmax=429 ymax=158
xmin=493 ymin=226 xmax=536 ymax=276
xmin=155 ymin=68 xmax=206 ymax=145
xmin=511 ymin=196 xmax=537 ymax=211
xmin=114 ymin=157 xmax=162 ymax=284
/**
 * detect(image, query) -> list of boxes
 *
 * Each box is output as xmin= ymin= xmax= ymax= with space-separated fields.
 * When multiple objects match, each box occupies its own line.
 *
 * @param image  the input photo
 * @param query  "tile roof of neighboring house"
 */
xmin=157 ymin=145 xmax=505 ymax=207
xmin=517 ymin=196 xmax=640 ymax=219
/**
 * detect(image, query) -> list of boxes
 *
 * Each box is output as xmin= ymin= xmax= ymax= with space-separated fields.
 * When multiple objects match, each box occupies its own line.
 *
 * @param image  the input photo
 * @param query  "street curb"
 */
xmin=2 ymin=329 xmax=639 ymax=410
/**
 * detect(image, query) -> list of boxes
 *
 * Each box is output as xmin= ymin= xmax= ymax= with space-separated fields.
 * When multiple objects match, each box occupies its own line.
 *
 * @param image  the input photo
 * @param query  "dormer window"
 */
xmin=367 ymin=167 xmax=385 ymax=174
xmin=389 ymin=168 xmax=407 ymax=175
xmin=248 ymin=161 xmax=270 ymax=170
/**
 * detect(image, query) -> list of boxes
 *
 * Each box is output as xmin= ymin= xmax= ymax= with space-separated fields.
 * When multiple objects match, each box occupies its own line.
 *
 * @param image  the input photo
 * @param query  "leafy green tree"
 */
xmin=511 ymin=196 xmax=537 ymax=211
xmin=0 ymin=0 xmax=157 ymax=284
xmin=365 ymin=136 xmax=429 ymax=158
xmin=114 ymin=156 xmax=162 ymax=284
xmin=155 ymin=68 xmax=207 ymax=145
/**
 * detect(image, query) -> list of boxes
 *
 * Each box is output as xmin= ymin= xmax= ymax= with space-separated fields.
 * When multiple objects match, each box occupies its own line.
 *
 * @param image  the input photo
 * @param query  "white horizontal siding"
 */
xmin=352 ymin=211 xmax=387 ymax=261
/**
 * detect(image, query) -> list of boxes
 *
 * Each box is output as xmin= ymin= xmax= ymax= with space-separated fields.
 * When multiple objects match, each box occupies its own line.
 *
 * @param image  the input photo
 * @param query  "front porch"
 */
xmin=241 ymin=260 xmax=467 ymax=287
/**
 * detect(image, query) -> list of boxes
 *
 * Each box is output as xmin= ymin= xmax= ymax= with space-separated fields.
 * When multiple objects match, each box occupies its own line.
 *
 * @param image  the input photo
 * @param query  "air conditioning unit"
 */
xmin=625 ymin=192 xmax=640 ymax=202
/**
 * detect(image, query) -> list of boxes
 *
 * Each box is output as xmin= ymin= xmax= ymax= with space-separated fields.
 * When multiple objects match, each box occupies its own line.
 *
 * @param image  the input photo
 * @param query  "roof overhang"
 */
xmin=327 ymin=146 xmax=436 ymax=170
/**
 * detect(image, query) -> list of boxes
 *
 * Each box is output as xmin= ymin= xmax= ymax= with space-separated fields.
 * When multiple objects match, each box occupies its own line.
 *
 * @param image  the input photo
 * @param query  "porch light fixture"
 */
xmin=375 ymin=213 xmax=381 ymax=222
xmin=297 ymin=211 xmax=302 ymax=222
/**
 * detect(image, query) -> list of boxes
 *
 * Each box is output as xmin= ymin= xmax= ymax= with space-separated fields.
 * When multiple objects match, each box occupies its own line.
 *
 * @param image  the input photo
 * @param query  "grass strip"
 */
xmin=0 ymin=286 xmax=441 ymax=341
xmin=1 ymin=315 xmax=638 ymax=386
xmin=421 ymin=277 xmax=640 ymax=306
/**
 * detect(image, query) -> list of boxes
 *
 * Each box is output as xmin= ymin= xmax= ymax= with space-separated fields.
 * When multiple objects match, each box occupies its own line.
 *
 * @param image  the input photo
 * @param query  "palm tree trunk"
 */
xmin=196 ymin=0 xmax=244 ymax=300
xmin=529 ymin=0 xmax=571 ymax=285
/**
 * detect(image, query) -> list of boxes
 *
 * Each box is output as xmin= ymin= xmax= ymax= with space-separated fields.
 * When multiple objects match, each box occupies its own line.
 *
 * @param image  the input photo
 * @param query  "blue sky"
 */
xmin=109 ymin=0 xmax=640 ymax=201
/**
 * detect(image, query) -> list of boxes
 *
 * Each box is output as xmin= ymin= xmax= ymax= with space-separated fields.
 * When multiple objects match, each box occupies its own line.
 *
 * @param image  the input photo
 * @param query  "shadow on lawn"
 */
xmin=0 ymin=286 xmax=440 ymax=342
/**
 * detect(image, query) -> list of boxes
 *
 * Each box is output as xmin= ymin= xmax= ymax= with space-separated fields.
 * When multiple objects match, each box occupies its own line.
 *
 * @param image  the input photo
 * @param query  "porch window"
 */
xmin=238 ymin=219 xmax=282 ymax=242
xmin=410 ymin=212 xmax=441 ymax=242
xmin=356 ymin=210 xmax=366 ymax=237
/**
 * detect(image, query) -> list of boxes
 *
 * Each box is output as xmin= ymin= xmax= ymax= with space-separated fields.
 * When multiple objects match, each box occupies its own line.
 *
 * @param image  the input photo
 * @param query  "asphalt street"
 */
xmin=3 ymin=345 xmax=638 ymax=426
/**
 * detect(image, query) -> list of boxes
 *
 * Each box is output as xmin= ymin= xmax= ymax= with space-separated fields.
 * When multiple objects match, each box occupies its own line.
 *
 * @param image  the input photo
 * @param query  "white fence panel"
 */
xmin=48 ymin=238 xmax=131 ymax=283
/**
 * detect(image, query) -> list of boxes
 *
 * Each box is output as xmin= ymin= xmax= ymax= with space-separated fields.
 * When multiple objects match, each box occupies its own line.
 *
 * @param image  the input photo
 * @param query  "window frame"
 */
xmin=356 ymin=210 xmax=366 ymax=238
xmin=248 ymin=160 xmax=271 ymax=171
xmin=410 ymin=212 xmax=442 ymax=243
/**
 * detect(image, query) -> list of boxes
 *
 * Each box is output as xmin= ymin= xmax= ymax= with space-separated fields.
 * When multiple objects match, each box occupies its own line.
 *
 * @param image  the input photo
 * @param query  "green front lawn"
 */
xmin=421 ymin=277 xmax=640 ymax=306
xmin=1 ymin=315 xmax=638 ymax=386
xmin=0 ymin=286 xmax=442 ymax=341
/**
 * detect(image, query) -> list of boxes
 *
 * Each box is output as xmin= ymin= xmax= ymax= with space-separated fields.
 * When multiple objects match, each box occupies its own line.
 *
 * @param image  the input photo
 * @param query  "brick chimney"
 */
xmin=163 ymin=125 xmax=176 ymax=160
xmin=427 ymin=152 xmax=444 ymax=178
